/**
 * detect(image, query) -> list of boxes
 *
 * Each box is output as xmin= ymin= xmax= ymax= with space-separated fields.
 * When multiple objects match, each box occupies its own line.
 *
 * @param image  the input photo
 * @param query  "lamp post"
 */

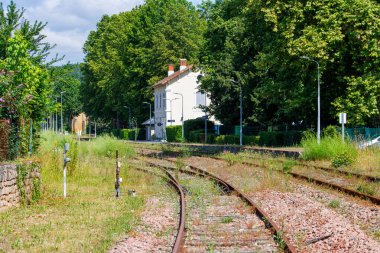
xmin=174 ymin=92 xmax=184 ymax=142
xmin=123 ymin=106 xmax=131 ymax=129
xmin=55 ymin=98 xmax=58 ymax=133
xmin=143 ymin=102 xmax=152 ymax=141
xmin=228 ymin=79 xmax=243 ymax=146
xmin=301 ymin=56 xmax=321 ymax=144
xmin=60 ymin=91 xmax=66 ymax=134
xmin=163 ymin=98 xmax=178 ymax=126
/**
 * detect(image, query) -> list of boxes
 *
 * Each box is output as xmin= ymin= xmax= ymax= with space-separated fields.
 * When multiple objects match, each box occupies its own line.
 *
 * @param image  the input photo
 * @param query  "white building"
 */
xmin=153 ymin=59 xmax=210 ymax=140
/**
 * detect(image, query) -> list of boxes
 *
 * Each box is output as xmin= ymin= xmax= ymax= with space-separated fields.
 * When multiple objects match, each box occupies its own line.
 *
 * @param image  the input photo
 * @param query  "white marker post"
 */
xmin=339 ymin=113 xmax=347 ymax=143
xmin=63 ymin=143 xmax=71 ymax=198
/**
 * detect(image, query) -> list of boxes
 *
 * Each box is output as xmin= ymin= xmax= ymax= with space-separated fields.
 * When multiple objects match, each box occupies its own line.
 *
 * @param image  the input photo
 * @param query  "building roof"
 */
xmin=142 ymin=117 xmax=155 ymax=126
xmin=153 ymin=65 xmax=193 ymax=89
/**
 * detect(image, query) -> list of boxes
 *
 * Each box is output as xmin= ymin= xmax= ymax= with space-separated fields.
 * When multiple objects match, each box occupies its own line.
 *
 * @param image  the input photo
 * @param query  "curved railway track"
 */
xmin=138 ymin=147 xmax=380 ymax=205
xmin=137 ymin=156 xmax=297 ymax=253
xmin=129 ymin=165 xmax=186 ymax=252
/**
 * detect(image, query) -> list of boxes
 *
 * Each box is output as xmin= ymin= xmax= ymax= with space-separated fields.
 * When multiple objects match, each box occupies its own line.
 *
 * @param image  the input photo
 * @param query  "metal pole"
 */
xmin=63 ymin=143 xmax=70 ymax=198
xmin=240 ymin=82 xmax=243 ymax=146
xmin=149 ymin=103 xmax=152 ymax=141
xmin=55 ymin=98 xmax=58 ymax=133
xmin=317 ymin=62 xmax=321 ymax=144
xmin=115 ymin=150 xmax=120 ymax=197
xmin=173 ymin=93 xmax=184 ymax=141
xmin=94 ymin=121 xmax=97 ymax=137
xmin=205 ymin=92 xmax=207 ymax=144
xmin=60 ymin=92 xmax=65 ymax=134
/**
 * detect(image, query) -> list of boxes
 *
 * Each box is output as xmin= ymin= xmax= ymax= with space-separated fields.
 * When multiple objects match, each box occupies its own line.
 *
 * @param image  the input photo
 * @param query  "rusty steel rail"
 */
xmin=138 ymin=146 xmax=380 ymax=183
xmin=129 ymin=164 xmax=186 ymax=253
xmin=220 ymin=158 xmax=380 ymax=206
xmin=141 ymin=157 xmax=297 ymax=253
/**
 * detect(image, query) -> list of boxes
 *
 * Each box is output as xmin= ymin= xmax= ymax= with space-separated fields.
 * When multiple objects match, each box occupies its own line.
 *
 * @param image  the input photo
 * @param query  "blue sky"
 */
xmin=2 ymin=0 xmax=204 ymax=64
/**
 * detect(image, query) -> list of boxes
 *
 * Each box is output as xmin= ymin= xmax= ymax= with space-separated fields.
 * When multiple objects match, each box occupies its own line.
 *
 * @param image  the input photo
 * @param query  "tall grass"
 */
xmin=0 ymin=132 xmax=155 ymax=252
xmin=301 ymin=133 xmax=358 ymax=161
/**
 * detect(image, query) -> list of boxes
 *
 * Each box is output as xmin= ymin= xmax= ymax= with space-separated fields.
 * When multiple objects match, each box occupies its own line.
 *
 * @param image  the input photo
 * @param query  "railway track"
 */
xmin=138 ymin=147 xmax=380 ymax=205
xmin=128 ymin=164 xmax=186 ymax=253
xmin=138 ymin=156 xmax=297 ymax=253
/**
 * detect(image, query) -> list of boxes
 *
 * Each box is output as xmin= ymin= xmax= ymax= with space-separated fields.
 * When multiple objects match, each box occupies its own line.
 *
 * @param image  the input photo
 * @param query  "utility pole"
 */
xmin=301 ymin=56 xmax=321 ymax=144
xmin=228 ymin=79 xmax=243 ymax=146
xmin=174 ymin=93 xmax=184 ymax=142
xmin=60 ymin=91 xmax=66 ymax=134
xmin=143 ymin=102 xmax=152 ymax=141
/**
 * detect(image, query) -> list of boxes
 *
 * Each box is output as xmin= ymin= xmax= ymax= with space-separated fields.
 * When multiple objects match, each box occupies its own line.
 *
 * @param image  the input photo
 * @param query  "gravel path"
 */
xmin=183 ymin=156 xmax=380 ymax=252
xmin=109 ymin=196 xmax=178 ymax=253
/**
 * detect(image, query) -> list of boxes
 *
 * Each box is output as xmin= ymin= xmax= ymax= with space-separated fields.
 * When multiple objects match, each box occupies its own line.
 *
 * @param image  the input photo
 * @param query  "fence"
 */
xmin=341 ymin=127 xmax=380 ymax=141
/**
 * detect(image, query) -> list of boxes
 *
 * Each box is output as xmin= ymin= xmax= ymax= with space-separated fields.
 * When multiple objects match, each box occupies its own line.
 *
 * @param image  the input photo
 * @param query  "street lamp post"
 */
xmin=60 ymin=91 xmax=66 ymax=134
xmin=301 ymin=56 xmax=321 ymax=144
xmin=174 ymin=92 xmax=184 ymax=142
xmin=123 ymin=106 xmax=132 ymax=129
xmin=163 ymin=98 xmax=178 ymax=126
xmin=228 ymin=79 xmax=243 ymax=146
xmin=143 ymin=102 xmax=152 ymax=141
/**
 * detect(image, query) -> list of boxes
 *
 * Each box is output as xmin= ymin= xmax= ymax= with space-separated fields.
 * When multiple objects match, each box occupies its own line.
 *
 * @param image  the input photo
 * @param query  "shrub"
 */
xmin=189 ymin=130 xmax=215 ymax=143
xmin=184 ymin=118 xmax=214 ymax=140
xmin=166 ymin=126 xmax=182 ymax=142
xmin=323 ymin=125 xmax=339 ymax=138
xmin=301 ymin=134 xmax=358 ymax=162
xmin=215 ymin=135 xmax=258 ymax=145
xmin=331 ymin=152 xmax=355 ymax=168
xmin=259 ymin=131 xmax=303 ymax=147
xmin=356 ymin=184 xmax=376 ymax=196
xmin=120 ymin=128 xmax=145 ymax=140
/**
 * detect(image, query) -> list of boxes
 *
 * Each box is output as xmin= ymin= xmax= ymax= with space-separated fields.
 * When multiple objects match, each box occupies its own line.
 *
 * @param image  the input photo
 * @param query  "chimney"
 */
xmin=168 ymin=64 xmax=174 ymax=76
xmin=180 ymin=59 xmax=187 ymax=71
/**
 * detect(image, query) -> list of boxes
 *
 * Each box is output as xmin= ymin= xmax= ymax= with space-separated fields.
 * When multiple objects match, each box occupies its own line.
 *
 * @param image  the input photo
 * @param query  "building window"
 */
xmin=196 ymin=91 xmax=206 ymax=107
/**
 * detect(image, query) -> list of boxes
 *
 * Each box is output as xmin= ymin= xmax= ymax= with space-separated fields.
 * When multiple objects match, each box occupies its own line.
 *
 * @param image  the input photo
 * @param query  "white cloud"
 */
xmin=3 ymin=0 xmax=202 ymax=64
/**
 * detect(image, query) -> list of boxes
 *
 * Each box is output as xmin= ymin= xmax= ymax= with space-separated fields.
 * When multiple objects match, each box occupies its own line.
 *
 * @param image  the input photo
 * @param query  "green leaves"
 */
xmin=82 ymin=0 xmax=206 ymax=125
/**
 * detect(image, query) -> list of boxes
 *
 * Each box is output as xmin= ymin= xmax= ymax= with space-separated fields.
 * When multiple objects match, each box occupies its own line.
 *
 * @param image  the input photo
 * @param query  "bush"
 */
xmin=166 ymin=126 xmax=182 ymax=142
xmin=188 ymin=130 xmax=216 ymax=143
xmin=258 ymin=131 xmax=302 ymax=147
xmin=184 ymin=118 xmax=214 ymax=140
xmin=120 ymin=128 xmax=145 ymax=140
xmin=323 ymin=125 xmax=339 ymax=138
xmin=215 ymin=135 xmax=258 ymax=145
xmin=301 ymin=134 xmax=358 ymax=161
xmin=331 ymin=152 xmax=355 ymax=168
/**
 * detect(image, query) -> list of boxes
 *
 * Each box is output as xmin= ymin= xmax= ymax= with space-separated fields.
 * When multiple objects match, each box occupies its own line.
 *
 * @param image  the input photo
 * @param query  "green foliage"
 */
xmin=81 ymin=0 xmax=206 ymax=125
xmin=83 ymin=135 xmax=135 ymax=158
xmin=184 ymin=118 xmax=214 ymax=141
xmin=200 ymin=0 xmax=380 ymax=127
xmin=259 ymin=131 xmax=303 ymax=147
xmin=301 ymin=134 xmax=358 ymax=161
xmin=50 ymin=64 xmax=83 ymax=127
xmin=215 ymin=135 xmax=258 ymax=145
xmin=188 ymin=129 xmax=215 ymax=143
xmin=282 ymin=160 xmax=296 ymax=174
xmin=120 ymin=128 xmax=145 ymax=141
xmin=328 ymin=200 xmax=341 ymax=209
xmin=0 ymin=1 xmax=59 ymax=65
xmin=356 ymin=184 xmax=376 ymax=196
xmin=221 ymin=216 xmax=233 ymax=223
xmin=323 ymin=125 xmax=339 ymax=138
xmin=220 ymin=151 xmax=238 ymax=166
xmin=166 ymin=126 xmax=182 ymax=142
xmin=331 ymin=152 xmax=355 ymax=168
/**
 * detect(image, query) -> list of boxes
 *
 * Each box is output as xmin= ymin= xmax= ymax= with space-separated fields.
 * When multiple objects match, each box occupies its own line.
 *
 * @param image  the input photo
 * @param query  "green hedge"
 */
xmin=189 ymin=130 xmax=216 ymax=143
xmin=120 ymin=128 xmax=145 ymax=140
xmin=259 ymin=130 xmax=303 ymax=147
xmin=166 ymin=126 xmax=182 ymax=142
xmin=215 ymin=135 xmax=258 ymax=145
xmin=184 ymin=118 xmax=214 ymax=140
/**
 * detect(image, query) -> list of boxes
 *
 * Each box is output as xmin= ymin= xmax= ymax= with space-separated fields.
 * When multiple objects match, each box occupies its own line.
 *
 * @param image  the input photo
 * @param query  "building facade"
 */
xmin=153 ymin=59 xmax=210 ymax=140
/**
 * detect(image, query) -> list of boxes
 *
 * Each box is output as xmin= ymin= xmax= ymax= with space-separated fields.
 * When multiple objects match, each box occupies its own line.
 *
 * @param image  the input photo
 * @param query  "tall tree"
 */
xmin=0 ymin=1 xmax=61 ymax=65
xmin=201 ymin=0 xmax=380 ymax=127
xmin=82 ymin=0 xmax=206 ymax=126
